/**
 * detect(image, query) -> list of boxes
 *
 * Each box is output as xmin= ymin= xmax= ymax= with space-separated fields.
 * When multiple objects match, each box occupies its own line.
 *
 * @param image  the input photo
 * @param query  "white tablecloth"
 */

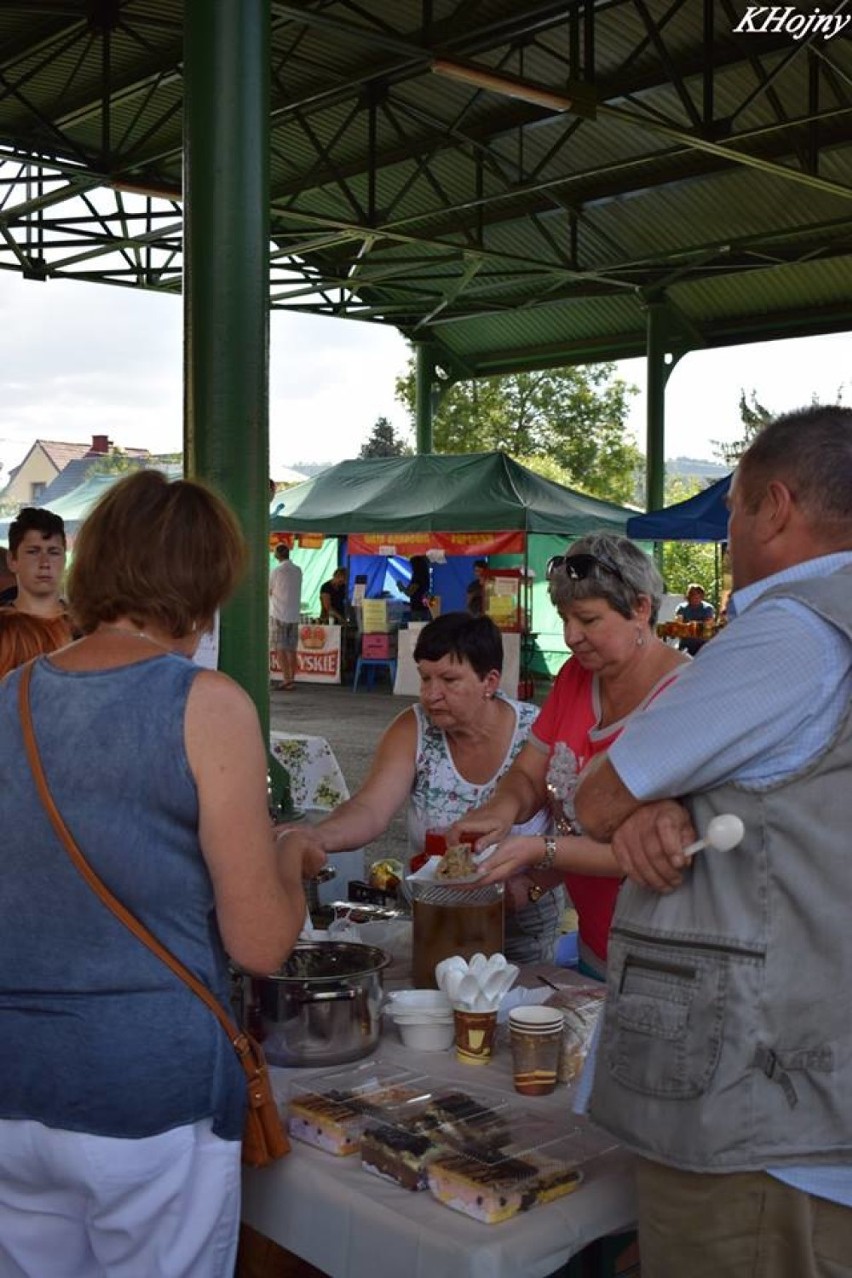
xmin=270 ymin=731 xmax=349 ymax=810
xmin=242 ymin=974 xmax=636 ymax=1278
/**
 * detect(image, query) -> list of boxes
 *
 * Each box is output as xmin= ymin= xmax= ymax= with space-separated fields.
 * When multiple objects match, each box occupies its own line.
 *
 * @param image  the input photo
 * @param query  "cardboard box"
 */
xmin=362 ymin=632 xmax=397 ymax=659
xmin=361 ymin=599 xmax=388 ymax=633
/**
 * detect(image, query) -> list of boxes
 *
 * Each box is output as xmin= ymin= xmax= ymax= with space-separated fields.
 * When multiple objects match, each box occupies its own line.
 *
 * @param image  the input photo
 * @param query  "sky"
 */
xmin=0 ymin=270 xmax=849 ymax=483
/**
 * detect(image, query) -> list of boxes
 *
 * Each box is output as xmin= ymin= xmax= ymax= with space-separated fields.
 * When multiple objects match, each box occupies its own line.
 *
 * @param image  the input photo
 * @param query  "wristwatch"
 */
xmin=534 ymin=836 xmax=557 ymax=871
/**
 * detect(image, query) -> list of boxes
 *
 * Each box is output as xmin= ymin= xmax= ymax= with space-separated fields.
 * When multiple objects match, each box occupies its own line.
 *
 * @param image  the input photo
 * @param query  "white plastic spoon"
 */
xmin=481 ymin=963 xmax=519 ymax=1007
xmin=442 ymin=969 xmax=466 ymax=1007
xmin=434 ymin=956 xmax=466 ymax=988
xmin=682 ymin=813 xmax=745 ymax=859
xmin=455 ymin=972 xmax=480 ymax=1011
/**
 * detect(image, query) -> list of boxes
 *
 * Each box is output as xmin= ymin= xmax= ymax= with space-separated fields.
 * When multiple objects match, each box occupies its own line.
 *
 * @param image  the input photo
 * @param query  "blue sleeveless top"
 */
xmin=0 ymin=654 xmax=245 ymax=1139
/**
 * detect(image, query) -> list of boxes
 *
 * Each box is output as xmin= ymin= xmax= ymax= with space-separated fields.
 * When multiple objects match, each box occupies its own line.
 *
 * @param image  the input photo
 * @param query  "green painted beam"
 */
xmin=183 ymin=0 xmax=271 ymax=731
xmin=415 ymin=343 xmax=435 ymax=453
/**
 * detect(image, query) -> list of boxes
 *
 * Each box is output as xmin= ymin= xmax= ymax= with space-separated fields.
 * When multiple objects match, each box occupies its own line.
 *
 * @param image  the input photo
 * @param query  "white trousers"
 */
xmin=0 ymin=1118 xmax=241 ymax=1278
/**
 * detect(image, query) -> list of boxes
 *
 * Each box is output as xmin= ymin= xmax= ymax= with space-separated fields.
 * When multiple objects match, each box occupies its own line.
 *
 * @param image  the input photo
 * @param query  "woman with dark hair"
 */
xmin=405 ymin=554 xmax=433 ymax=621
xmin=0 ymin=469 xmax=325 ymax=1277
xmin=279 ymin=611 xmax=562 ymax=963
xmin=454 ymin=533 xmax=688 ymax=979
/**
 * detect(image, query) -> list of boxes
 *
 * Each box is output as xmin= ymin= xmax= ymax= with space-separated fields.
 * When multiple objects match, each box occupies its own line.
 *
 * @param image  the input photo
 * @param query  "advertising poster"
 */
xmin=271 ymin=624 xmax=342 ymax=684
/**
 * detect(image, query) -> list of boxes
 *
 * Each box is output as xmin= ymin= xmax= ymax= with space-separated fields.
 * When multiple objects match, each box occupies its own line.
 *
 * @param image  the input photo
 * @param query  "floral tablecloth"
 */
xmin=269 ymin=731 xmax=349 ymax=810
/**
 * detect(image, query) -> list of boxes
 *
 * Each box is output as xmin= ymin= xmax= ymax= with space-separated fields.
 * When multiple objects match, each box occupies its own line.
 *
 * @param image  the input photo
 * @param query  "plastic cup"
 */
xmin=453 ymin=1009 xmax=498 ymax=1065
xmin=424 ymin=829 xmax=448 ymax=857
xmin=508 ymin=1007 xmax=564 ymax=1096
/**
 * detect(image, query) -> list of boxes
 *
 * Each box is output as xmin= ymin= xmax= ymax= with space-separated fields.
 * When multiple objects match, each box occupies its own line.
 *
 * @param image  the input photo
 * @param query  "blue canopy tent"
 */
xmin=626 ymin=475 xmax=731 ymax=542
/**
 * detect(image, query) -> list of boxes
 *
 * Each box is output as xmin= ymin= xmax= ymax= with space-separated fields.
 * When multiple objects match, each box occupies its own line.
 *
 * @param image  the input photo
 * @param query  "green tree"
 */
xmin=711 ymin=390 xmax=773 ymax=466
xmin=395 ymin=359 xmax=641 ymax=504
xmin=359 ymin=415 xmax=411 ymax=458
xmin=89 ymin=450 xmax=144 ymax=476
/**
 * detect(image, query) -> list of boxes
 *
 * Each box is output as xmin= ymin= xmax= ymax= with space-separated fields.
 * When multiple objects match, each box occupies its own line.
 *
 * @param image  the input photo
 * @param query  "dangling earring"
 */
xmin=636 ymin=629 xmax=645 ymax=647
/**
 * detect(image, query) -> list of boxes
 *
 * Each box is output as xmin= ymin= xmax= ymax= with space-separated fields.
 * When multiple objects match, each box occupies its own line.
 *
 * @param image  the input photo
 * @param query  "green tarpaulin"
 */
xmin=270 ymin=452 xmax=636 ymax=677
xmin=269 ymin=452 xmax=634 ymax=537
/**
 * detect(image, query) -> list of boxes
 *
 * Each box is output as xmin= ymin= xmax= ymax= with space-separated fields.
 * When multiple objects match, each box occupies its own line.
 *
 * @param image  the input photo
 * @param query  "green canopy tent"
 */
xmin=270 ymin=452 xmax=636 ymax=677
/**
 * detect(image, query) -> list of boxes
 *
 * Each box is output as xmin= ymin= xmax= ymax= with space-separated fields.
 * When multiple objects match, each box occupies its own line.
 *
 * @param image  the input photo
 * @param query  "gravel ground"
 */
xmin=270 ymin=681 xmax=416 ymax=873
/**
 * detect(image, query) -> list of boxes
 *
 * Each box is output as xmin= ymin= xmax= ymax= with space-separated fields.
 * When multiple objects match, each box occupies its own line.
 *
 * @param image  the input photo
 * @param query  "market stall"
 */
xmin=271 ymin=453 xmax=635 ymax=691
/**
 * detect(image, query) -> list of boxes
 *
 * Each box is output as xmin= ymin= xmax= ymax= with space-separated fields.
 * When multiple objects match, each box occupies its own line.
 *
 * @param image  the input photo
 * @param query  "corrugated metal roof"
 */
xmin=0 ymin=0 xmax=849 ymax=377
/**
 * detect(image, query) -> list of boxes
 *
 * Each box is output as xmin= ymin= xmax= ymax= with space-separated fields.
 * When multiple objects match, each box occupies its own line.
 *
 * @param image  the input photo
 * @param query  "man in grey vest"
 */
xmin=575 ymin=405 xmax=852 ymax=1278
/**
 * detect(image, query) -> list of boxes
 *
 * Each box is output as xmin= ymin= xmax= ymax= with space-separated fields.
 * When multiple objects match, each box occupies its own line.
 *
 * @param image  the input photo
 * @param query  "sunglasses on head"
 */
xmin=546 ymin=551 xmax=627 ymax=584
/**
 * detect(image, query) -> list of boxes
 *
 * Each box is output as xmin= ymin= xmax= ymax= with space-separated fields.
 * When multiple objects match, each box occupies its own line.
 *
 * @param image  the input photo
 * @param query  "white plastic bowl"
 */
xmin=394 ymin=1018 xmax=455 ymax=1051
xmin=389 ymin=1011 xmax=454 ymax=1025
xmin=388 ymin=989 xmax=452 ymax=1014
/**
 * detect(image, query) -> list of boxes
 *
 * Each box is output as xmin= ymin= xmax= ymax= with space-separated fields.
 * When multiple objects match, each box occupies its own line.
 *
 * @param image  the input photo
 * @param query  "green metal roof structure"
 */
xmin=1 ymin=2 xmax=850 ymax=375
xmin=1 ymin=1 xmax=850 ymax=714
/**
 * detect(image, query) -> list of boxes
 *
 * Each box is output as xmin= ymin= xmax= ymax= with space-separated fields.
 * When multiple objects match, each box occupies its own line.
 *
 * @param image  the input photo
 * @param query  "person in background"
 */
xmin=269 ymin=542 xmax=303 ymax=691
xmin=466 ymin=558 xmax=488 ymax=616
xmin=319 ymin=566 xmax=347 ymax=624
xmin=454 ymin=533 xmax=688 ymax=980
xmin=0 ymin=507 xmax=75 ymax=675
xmin=0 ymin=547 xmax=16 ymax=605
xmin=405 ymin=554 xmax=432 ymax=621
xmin=674 ymin=581 xmax=715 ymax=655
xmin=278 ymin=612 xmax=563 ymax=964
xmin=575 ymin=405 xmax=852 ymax=1278
xmin=3 ymin=507 xmax=69 ymax=619
xmin=0 ymin=469 xmax=324 ymax=1278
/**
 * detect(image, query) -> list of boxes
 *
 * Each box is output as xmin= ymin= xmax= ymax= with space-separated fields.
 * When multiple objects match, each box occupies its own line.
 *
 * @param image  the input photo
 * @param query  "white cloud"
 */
xmin=0 ymin=269 xmax=849 ymax=482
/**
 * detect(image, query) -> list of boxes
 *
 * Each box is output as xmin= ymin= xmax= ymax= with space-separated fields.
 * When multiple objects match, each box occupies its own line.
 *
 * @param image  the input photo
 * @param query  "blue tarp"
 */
xmin=626 ymin=475 xmax=731 ymax=542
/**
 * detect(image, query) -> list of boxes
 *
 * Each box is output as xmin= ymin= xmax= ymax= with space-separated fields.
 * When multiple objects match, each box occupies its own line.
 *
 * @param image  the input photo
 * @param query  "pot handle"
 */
xmin=292 ymin=988 xmax=358 ymax=1002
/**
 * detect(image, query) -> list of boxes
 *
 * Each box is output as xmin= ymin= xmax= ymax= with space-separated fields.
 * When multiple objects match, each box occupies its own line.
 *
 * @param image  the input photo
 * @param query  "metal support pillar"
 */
xmin=645 ymin=301 xmax=671 ymax=515
xmin=183 ymin=0 xmax=271 ymax=728
xmin=415 ymin=344 xmax=434 ymax=454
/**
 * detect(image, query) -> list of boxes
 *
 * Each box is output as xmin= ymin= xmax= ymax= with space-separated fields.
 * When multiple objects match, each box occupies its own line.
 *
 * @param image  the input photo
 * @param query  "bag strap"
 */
xmin=18 ymin=661 xmax=255 ymax=1066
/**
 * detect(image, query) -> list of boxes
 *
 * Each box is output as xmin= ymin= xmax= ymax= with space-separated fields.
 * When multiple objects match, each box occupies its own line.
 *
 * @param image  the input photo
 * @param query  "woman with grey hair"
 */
xmin=450 ymin=532 xmax=688 ymax=979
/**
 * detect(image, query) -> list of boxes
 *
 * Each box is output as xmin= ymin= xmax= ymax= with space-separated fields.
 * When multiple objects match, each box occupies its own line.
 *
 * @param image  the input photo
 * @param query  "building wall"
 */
xmin=2 ymin=445 xmax=59 ymax=505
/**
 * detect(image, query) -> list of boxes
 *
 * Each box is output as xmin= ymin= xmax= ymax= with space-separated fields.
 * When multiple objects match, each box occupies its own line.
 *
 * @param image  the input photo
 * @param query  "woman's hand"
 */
xmin=475 ymin=834 xmax=543 ymax=884
xmin=446 ymin=799 xmax=518 ymax=852
xmin=274 ymin=825 xmax=328 ymax=881
xmin=474 ymin=835 xmax=560 ymax=913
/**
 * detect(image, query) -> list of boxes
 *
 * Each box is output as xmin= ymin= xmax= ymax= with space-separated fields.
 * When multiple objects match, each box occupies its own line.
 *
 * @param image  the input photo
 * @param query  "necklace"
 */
xmin=97 ymin=623 xmax=175 ymax=653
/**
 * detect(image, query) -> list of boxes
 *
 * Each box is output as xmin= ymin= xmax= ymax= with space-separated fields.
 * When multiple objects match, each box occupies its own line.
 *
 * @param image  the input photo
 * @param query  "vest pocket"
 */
xmin=606 ymin=941 xmax=727 ymax=1098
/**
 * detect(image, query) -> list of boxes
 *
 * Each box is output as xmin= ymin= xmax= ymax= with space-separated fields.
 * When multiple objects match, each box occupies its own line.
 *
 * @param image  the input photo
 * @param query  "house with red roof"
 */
xmin=0 ymin=435 xmax=150 ymax=507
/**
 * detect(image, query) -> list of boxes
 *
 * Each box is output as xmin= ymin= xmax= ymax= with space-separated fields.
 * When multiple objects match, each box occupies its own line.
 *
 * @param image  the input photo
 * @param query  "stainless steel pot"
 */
xmin=237 ymin=941 xmax=391 ymax=1068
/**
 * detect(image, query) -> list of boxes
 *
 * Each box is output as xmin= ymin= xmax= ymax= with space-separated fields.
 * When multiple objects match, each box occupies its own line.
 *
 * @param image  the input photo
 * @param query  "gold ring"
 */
xmin=527 ymin=883 xmax=544 ymax=903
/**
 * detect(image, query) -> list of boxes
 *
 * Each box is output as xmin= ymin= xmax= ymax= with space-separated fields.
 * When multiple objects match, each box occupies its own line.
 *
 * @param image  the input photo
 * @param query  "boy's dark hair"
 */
xmin=413 ymin=611 xmax=503 ymax=677
xmin=275 ymin=544 xmax=290 ymax=560
xmin=9 ymin=507 xmax=66 ymax=554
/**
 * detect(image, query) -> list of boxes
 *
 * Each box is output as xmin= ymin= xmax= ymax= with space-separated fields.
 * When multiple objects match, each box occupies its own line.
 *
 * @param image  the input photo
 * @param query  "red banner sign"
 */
xmin=347 ymin=530 xmax=525 ymax=557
